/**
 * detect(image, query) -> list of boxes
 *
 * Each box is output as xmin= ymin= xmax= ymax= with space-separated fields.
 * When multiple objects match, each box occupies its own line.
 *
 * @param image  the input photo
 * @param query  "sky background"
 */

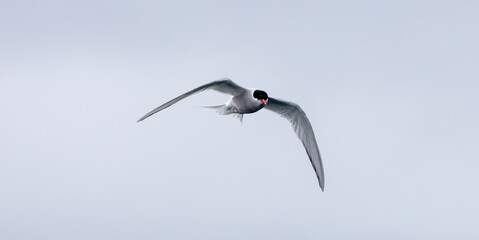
xmin=1 ymin=0 xmax=478 ymax=239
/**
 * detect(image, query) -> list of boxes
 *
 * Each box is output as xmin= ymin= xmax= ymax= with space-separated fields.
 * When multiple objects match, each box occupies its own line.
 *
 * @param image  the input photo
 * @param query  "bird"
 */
xmin=138 ymin=78 xmax=325 ymax=191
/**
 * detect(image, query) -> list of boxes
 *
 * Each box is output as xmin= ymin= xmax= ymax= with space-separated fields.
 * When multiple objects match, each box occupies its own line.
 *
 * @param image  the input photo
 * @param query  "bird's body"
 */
xmin=229 ymin=88 xmax=266 ymax=114
xmin=207 ymin=89 xmax=266 ymax=121
xmin=138 ymin=78 xmax=325 ymax=191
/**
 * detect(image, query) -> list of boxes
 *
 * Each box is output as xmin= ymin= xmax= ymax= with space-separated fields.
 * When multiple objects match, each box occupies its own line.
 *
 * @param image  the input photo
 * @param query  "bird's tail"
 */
xmin=202 ymin=104 xmax=227 ymax=114
xmin=202 ymin=104 xmax=243 ymax=123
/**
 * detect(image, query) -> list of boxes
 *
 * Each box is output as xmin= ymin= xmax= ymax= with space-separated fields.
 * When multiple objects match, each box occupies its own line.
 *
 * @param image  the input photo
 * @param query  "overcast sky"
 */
xmin=1 ymin=1 xmax=478 ymax=239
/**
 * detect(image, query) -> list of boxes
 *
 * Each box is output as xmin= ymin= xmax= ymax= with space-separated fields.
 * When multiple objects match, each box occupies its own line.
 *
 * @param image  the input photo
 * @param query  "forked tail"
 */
xmin=203 ymin=104 xmax=227 ymax=114
xmin=202 ymin=104 xmax=243 ymax=123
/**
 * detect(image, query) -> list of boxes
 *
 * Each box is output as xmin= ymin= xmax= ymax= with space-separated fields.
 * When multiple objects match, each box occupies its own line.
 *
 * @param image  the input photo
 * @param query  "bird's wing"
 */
xmin=138 ymin=78 xmax=246 ymax=122
xmin=264 ymin=97 xmax=325 ymax=191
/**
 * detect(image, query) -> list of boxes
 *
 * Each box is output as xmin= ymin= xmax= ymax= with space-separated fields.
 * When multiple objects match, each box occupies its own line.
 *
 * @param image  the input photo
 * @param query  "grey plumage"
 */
xmin=138 ymin=78 xmax=325 ymax=191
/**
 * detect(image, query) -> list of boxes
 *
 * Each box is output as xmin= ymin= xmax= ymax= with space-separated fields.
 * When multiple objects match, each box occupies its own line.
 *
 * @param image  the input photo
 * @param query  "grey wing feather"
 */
xmin=265 ymin=97 xmax=325 ymax=191
xmin=137 ymin=78 xmax=245 ymax=122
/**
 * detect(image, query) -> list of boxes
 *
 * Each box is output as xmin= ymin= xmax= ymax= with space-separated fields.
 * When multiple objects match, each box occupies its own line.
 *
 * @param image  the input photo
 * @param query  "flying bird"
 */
xmin=138 ymin=78 xmax=325 ymax=190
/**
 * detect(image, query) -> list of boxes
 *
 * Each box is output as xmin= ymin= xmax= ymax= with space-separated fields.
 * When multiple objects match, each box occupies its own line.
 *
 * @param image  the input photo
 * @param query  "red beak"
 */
xmin=261 ymin=99 xmax=267 ymax=105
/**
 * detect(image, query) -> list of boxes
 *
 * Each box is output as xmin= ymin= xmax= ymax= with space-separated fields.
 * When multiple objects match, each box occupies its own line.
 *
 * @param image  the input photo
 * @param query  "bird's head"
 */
xmin=253 ymin=90 xmax=269 ymax=105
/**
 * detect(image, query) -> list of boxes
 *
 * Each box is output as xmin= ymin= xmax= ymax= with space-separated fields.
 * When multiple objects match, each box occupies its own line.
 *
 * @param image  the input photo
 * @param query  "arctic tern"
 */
xmin=138 ymin=78 xmax=325 ymax=191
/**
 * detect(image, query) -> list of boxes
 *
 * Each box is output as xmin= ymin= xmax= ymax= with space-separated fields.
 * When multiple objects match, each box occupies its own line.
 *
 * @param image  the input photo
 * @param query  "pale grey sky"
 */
xmin=1 ymin=0 xmax=478 ymax=239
